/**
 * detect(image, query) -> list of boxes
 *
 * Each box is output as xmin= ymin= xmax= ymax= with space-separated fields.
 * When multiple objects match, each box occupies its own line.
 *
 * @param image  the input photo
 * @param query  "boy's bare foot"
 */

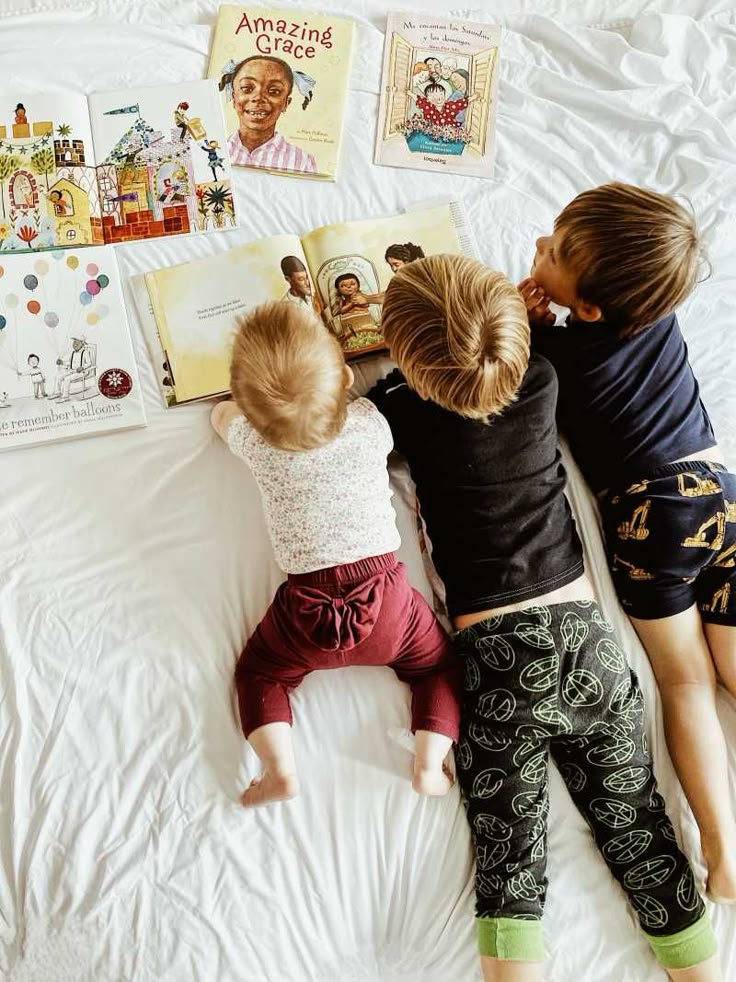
xmin=240 ymin=770 xmax=299 ymax=808
xmin=412 ymin=761 xmax=454 ymax=797
xmin=703 ymin=841 xmax=736 ymax=903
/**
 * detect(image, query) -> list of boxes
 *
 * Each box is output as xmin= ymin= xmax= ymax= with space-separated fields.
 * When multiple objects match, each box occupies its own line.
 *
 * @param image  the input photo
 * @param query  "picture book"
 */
xmin=0 ymin=81 xmax=235 ymax=254
xmin=134 ymin=201 xmax=474 ymax=407
xmin=0 ymin=246 xmax=146 ymax=450
xmin=207 ymin=5 xmax=355 ymax=181
xmin=375 ymin=13 xmax=501 ymax=178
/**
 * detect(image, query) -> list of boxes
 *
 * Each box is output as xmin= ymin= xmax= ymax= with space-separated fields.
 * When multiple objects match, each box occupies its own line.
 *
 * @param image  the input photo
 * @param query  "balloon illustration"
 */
xmin=67 ymin=256 xmax=79 ymax=270
xmin=79 ymin=291 xmax=92 ymax=305
xmin=97 ymin=274 xmax=109 ymax=289
xmin=44 ymin=312 xmax=59 ymax=328
xmin=52 ymin=250 xmax=64 ymax=261
xmin=86 ymin=312 xmax=99 ymax=326
xmin=23 ymin=274 xmax=38 ymax=291
xmin=27 ymin=300 xmax=41 ymax=315
xmin=6 ymin=293 xmax=18 ymax=309
xmin=34 ymin=259 xmax=49 ymax=276
xmin=0 ymin=315 xmax=6 ymax=330
xmin=97 ymin=304 xmax=109 ymax=319
xmin=0 ymin=265 xmax=4 ymax=278
xmin=86 ymin=279 xmax=101 ymax=297
xmin=86 ymin=263 xmax=99 ymax=277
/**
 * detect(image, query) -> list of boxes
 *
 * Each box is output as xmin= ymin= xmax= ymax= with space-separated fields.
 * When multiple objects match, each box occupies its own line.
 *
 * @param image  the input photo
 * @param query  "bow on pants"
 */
xmin=293 ymin=575 xmax=386 ymax=650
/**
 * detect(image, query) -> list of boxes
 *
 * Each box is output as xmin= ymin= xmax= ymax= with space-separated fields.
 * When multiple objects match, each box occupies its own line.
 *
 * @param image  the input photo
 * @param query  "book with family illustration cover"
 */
xmin=135 ymin=201 xmax=475 ymax=407
xmin=0 ymin=247 xmax=145 ymax=450
xmin=0 ymin=81 xmax=235 ymax=255
xmin=375 ymin=13 xmax=501 ymax=178
xmin=206 ymin=5 xmax=355 ymax=181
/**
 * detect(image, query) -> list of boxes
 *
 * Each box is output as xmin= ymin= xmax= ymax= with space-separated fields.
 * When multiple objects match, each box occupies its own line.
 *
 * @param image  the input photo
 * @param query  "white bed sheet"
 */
xmin=1 ymin=2 xmax=735 ymax=980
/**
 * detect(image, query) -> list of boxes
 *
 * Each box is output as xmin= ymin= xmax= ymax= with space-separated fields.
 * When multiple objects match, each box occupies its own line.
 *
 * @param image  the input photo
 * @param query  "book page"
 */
xmin=88 ymin=80 xmax=235 ymax=244
xmin=0 ymin=247 xmax=145 ymax=450
xmin=301 ymin=202 xmax=469 ymax=359
xmin=0 ymin=91 xmax=102 ymax=252
xmin=207 ymin=6 xmax=355 ymax=181
xmin=375 ymin=14 xmax=501 ymax=179
xmin=145 ymin=235 xmax=309 ymax=404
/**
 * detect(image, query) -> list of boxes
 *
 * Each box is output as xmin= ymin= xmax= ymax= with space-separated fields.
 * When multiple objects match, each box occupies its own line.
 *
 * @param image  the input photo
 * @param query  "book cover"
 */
xmin=0 ymin=81 xmax=235 ymax=255
xmin=0 ymin=246 xmax=146 ymax=450
xmin=89 ymin=80 xmax=236 ymax=242
xmin=139 ymin=201 xmax=474 ymax=406
xmin=207 ymin=5 xmax=354 ymax=180
xmin=375 ymin=13 xmax=501 ymax=178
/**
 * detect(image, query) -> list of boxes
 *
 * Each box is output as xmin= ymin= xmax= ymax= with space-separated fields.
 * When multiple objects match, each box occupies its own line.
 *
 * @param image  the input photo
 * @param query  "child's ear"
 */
xmin=575 ymin=300 xmax=603 ymax=323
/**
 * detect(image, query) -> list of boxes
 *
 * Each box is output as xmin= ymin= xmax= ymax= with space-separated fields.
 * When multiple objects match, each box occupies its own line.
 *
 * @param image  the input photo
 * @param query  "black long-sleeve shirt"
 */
xmin=366 ymin=354 xmax=584 ymax=618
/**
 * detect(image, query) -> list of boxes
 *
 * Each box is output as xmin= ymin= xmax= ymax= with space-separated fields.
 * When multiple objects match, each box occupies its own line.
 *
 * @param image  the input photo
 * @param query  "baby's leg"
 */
xmin=413 ymin=729 xmax=453 ymax=796
xmin=391 ymin=585 xmax=461 ymax=796
xmin=241 ymin=721 xmax=299 ymax=808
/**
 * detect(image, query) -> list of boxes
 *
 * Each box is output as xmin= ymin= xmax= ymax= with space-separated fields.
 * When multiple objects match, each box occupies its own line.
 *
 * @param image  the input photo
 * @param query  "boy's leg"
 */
xmin=704 ymin=622 xmax=736 ymax=695
xmin=550 ymin=618 xmax=717 ymax=973
xmin=630 ymin=607 xmax=736 ymax=902
xmin=455 ymin=619 xmax=552 ymax=970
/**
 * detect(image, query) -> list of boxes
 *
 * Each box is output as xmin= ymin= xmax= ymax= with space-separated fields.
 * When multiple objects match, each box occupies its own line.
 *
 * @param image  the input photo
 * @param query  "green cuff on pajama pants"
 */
xmin=644 ymin=912 xmax=717 ymax=970
xmin=477 ymin=917 xmax=544 ymax=962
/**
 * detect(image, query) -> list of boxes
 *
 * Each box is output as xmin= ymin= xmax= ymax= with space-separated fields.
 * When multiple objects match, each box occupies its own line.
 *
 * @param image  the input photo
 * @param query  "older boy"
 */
xmin=522 ymin=182 xmax=736 ymax=904
xmin=367 ymin=254 xmax=719 ymax=982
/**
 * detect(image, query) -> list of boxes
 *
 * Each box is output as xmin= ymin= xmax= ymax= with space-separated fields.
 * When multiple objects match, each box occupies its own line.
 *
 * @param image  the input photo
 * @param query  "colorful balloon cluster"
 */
xmin=1 ymin=255 xmax=112 ymax=328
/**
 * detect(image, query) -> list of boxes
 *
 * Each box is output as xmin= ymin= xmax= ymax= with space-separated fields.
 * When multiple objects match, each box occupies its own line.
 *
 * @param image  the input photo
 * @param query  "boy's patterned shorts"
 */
xmin=602 ymin=460 xmax=736 ymax=625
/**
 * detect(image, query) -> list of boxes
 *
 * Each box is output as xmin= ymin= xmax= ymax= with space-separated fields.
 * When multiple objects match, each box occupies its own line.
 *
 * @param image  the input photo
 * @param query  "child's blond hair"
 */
xmin=382 ymin=255 xmax=530 ymax=420
xmin=556 ymin=182 xmax=706 ymax=336
xmin=230 ymin=302 xmax=347 ymax=452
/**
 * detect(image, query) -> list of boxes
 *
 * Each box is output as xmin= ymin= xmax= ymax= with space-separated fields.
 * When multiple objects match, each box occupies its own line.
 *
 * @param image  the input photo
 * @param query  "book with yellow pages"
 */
xmin=207 ymin=6 xmax=355 ymax=181
xmin=133 ymin=201 xmax=476 ymax=407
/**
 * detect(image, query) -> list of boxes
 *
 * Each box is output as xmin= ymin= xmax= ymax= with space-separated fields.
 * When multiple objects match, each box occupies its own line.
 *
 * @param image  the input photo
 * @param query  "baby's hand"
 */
xmin=518 ymin=278 xmax=555 ymax=328
xmin=210 ymin=398 xmax=241 ymax=442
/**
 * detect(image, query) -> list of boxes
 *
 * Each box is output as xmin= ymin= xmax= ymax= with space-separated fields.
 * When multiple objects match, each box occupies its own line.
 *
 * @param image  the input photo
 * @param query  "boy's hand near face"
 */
xmin=518 ymin=277 xmax=556 ymax=328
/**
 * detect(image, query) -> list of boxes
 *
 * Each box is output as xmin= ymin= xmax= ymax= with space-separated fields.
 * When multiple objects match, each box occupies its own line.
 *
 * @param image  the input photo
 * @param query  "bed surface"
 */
xmin=1 ymin=2 xmax=735 ymax=980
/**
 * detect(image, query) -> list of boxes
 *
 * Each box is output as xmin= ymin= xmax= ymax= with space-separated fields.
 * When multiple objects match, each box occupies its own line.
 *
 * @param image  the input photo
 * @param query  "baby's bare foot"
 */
xmin=240 ymin=770 xmax=299 ymax=808
xmin=412 ymin=762 xmax=454 ymax=797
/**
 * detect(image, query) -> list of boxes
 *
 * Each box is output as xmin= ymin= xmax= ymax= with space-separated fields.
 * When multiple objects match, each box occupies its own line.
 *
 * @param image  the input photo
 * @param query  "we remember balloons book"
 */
xmin=0 ymin=247 xmax=145 ymax=450
xmin=207 ymin=6 xmax=355 ymax=180
xmin=375 ymin=13 xmax=501 ymax=178
xmin=0 ymin=80 xmax=234 ymax=254
xmin=134 ymin=201 xmax=475 ymax=407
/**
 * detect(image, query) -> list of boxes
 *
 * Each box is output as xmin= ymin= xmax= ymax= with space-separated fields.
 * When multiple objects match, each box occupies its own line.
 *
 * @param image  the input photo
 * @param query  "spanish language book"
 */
xmin=207 ymin=6 xmax=355 ymax=180
xmin=132 ymin=201 xmax=475 ymax=407
xmin=0 ymin=247 xmax=146 ymax=450
xmin=375 ymin=12 xmax=501 ymax=178
xmin=0 ymin=80 xmax=235 ymax=254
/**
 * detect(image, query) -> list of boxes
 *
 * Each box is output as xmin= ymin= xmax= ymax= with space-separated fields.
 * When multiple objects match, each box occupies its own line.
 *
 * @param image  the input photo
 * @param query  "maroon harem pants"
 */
xmin=235 ymin=552 xmax=461 ymax=741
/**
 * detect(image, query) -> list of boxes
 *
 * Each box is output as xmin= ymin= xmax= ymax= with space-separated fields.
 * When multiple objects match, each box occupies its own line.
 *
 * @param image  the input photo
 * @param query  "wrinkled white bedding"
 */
xmin=1 ymin=2 xmax=735 ymax=980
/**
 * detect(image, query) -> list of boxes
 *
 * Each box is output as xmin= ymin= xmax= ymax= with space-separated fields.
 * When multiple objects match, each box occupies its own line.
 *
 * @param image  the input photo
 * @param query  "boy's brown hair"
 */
xmin=556 ymin=182 xmax=706 ymax=336
xmin=230 ymin=301 xmax=347 ymax=452
xmin=382 ymin=255 xmax=530 ymax=420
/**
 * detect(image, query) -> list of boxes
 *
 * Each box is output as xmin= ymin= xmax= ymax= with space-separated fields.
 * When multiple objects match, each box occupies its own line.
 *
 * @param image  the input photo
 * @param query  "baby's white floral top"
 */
xmin=227 ymin=398 xmax=401 ymax=573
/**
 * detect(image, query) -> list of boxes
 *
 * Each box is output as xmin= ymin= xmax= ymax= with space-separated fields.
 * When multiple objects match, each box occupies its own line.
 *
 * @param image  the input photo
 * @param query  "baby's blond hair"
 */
xmin=556 ymin=182 xmax=706 ymax=336
xmin=382 ymin=255 xmax=530 ymax=420
xmin=230 ymin=302 xmax=347 ymax=451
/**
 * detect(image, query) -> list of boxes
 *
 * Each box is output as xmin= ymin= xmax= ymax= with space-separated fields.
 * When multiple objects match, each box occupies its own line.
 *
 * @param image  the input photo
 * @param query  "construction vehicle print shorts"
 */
xmin=454 ymin=601 xmax=715 ymax=968
xmin=601 ymin=460 xmax=736 ymax=624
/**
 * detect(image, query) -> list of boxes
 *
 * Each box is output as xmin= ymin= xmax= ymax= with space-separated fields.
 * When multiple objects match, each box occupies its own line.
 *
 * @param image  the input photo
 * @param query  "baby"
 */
xmin=211 ymin=301 xmax=460 ymax=807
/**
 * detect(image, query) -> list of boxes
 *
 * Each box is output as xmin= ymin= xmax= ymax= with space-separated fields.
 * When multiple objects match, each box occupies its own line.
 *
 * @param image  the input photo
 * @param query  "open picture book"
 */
xmin=375 ymin=13 xmax=501 ymax=178
xmin=132 ymin=200 xmax=475 ymax=407
xmin=207 ymin=5 xmax=355 ymax=181
xmin=0 ymin=81 xmax=235 ymax=254
xmin=0 ymin=246 xmax=145 ymax=450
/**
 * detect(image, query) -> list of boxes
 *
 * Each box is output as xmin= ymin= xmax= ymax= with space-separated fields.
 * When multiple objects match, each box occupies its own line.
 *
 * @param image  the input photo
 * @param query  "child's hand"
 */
xmin=518 ymin=278 xmax=555 ymax=328
xmin=210 ymin=399 xmax=242 ymax=442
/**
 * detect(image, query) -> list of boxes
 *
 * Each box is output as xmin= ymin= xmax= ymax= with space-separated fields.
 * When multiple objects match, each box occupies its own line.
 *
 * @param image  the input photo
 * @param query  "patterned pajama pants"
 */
xmin=454 ymin=600 xmax=715 ymax=968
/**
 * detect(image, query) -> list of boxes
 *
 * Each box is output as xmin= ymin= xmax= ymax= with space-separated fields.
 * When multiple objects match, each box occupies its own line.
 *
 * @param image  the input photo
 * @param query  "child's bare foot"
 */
xmin=240 ymin=770 xmax=299 ymax=808
xmin=412 ymin=760 xmax=454 ymax=797
xmin=704 ymin=846 xmax=736 ymax=904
